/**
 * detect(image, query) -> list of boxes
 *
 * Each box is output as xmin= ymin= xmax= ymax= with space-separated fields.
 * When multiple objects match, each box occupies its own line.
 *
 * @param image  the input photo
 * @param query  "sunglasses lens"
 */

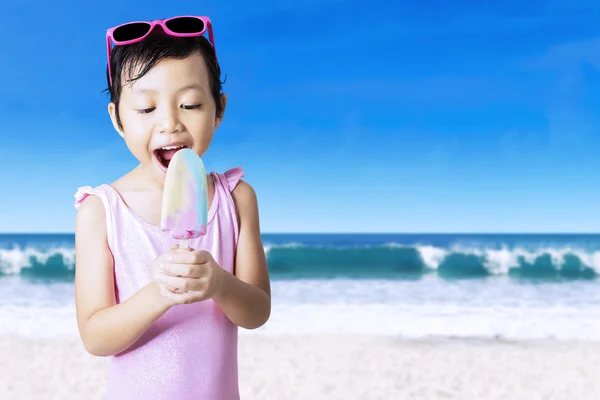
xmin=113 ymin=22 xmax=152 ymax=42
xmin=165 ymin=17 xmax=205 ymax=34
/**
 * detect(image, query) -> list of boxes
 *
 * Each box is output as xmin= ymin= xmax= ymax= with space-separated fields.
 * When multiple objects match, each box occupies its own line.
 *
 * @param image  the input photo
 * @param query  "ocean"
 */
xmin=1 ymin=233 xmax=599 ymax=340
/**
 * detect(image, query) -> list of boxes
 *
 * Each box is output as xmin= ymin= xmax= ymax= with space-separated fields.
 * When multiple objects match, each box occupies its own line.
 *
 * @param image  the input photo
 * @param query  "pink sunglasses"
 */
xmin=106 ymin=15 xmax=216 ymax=86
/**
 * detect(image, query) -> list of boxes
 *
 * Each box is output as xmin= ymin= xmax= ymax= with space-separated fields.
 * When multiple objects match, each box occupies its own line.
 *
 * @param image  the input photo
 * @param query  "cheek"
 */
xmin=191 ymin=119 xmax=216 ymax=150
xmin=120 ymin=114 xmax=153 ymax=161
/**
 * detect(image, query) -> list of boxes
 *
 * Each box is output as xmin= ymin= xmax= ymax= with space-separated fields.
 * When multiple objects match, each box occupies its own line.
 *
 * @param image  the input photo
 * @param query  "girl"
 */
xmin=73 ymin=15 xmax=271 ymax=400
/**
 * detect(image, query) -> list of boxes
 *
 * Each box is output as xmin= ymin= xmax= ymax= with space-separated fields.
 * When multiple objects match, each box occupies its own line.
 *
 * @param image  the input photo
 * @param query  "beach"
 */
xmin=1 ymin=334 xmax=599 ymax=400
xmin=2 ymin=233 xmax=600 ymax=399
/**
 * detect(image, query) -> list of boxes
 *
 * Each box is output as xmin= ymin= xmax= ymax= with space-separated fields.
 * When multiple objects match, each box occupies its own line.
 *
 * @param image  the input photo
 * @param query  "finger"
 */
xmin=165 ymin=287 xmax=186 ymax=294
xmin=161 ymin=290 xmax=205 ymax=305
xmin=165 ymin=249 xmax=198 ymax=264
xmin=171 ymin=244 xmax=194 ymax=251
xmin=165 ymin=246 xmax=193 ymax=261
xmin=157 ymin=273 xmax=201 ymax=292
xmin=167 ymin=249 xmax=211 ymax=264
xmin=159 ymin=282 xmax=185 ymax=294
xmin=162 ymin=262 xmax=201 ymax=278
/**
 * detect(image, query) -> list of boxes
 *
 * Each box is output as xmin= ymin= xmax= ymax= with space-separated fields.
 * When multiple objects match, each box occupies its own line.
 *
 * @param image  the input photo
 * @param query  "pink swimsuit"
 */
xmin=74 ymin=167 xmax=244 ymax=400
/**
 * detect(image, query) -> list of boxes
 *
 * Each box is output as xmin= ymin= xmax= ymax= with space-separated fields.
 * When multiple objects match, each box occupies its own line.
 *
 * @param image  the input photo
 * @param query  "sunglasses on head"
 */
xmin=106 ymin=15 xmax=216 ymax=86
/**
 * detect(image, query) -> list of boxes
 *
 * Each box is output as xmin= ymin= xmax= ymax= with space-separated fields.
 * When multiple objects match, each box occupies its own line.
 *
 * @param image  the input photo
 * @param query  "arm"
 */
xmin=75 ymin=196 xmax=171 ymax=357
xmin=212 ymin=181 xmax=271 ymax=329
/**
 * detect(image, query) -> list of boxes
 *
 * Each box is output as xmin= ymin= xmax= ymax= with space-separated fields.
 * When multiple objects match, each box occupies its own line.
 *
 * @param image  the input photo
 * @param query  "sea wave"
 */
xmin=1 ymin=242 xmax=598 ymax=280
xmin=2 ymin=302 xmax=600 ymax=340
xmin=0 ymin=246 xmax=76 ymax=279
xmin=265 ymin=243 xmax=599 ymax=279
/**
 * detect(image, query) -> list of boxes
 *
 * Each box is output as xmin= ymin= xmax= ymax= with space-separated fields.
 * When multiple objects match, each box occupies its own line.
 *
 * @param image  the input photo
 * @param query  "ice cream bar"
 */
xmin=160 ymin=148 xmax=208 ymax=249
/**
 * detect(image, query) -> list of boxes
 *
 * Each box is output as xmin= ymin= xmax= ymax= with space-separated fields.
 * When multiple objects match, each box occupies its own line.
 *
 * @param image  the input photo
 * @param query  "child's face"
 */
xmin=108 ymin=52 xmax=225 ymax=183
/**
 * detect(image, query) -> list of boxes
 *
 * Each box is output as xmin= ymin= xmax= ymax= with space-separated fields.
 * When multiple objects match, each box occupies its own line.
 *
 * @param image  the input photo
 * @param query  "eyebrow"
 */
xmin=178 ymin=84 xmax=207 ymax=93
xmin=133 ymin=84 xmax=207 ymax=95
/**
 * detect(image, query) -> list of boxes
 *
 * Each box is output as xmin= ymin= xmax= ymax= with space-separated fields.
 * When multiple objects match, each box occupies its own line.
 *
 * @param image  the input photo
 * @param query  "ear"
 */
xmin=108 ymin=102 xmax=125 ymax=138
xmin=214 ymin=93 xmax=227 ymax=131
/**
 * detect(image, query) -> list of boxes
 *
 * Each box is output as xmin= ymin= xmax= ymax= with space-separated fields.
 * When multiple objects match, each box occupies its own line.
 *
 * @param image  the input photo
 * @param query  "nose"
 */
xmin=158 ymin=105 xmax=183 ymax=134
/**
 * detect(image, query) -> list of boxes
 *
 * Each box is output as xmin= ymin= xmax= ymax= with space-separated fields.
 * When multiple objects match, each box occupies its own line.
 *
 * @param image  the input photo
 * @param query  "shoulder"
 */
xmin=231 ymin=179 xmax=257 ymax=202
xmin=75 ymin=190 xmax=108 ymax=234
xmin=216 ymin=166 xmax=258 ymax=220
xmin=74 ymin=186 xmax=106 ymax=215
xmin=73 ymin=186 xmax=111 ymax=244
xmin=76 ymin=194 xmax=105 ymax=220
xmin=231 ymin=180 xmax=258 ymax=210
xmin=230 ymin=179 xmax=260 ymax=228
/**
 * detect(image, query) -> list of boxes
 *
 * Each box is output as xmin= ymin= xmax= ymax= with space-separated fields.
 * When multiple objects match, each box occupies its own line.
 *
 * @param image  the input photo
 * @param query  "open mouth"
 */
xmin=154 ymin=144 xmax=188 ymax=171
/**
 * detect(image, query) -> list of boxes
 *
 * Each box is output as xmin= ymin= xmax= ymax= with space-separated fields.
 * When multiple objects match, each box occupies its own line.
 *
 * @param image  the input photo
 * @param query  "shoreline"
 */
xmin=2 ymin=334 xmax=599 ymax=399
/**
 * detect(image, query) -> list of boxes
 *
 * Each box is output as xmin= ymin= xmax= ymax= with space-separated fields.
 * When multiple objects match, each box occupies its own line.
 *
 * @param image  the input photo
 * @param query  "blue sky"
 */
xmin=2 ymin=0 xmax=600 ymax=233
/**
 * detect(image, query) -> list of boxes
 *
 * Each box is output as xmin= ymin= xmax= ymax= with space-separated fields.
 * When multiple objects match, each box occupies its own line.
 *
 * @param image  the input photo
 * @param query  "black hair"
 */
xmin=105 ymin=30 xmax=225 ymax=130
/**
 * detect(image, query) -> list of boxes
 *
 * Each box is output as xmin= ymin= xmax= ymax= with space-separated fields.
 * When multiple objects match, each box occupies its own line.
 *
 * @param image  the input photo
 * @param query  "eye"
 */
xmin=181 ymin=104 xmax=201 ymax=110
xmin=136 ymin=107 xmax=156 ymax=114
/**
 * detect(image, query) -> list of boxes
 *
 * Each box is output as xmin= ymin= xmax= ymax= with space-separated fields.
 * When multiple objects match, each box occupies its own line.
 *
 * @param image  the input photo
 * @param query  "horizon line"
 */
xmin=1 ymin=232 xmax=600 ymax=235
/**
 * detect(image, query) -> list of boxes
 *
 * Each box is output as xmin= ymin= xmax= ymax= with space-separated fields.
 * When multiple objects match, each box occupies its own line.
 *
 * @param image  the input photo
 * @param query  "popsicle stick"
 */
xmin=180 ymin=239 xmax=189 ymax=249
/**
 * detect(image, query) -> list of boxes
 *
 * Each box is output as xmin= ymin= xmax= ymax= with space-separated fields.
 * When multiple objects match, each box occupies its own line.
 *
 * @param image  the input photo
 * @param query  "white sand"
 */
xmin=1 ymin=334 xmax=599 ymax=399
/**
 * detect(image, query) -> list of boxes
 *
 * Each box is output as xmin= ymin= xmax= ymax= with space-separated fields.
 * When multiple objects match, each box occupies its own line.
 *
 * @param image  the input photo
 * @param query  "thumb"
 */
xmin=170 ymin=244 xmax=194 ymax=252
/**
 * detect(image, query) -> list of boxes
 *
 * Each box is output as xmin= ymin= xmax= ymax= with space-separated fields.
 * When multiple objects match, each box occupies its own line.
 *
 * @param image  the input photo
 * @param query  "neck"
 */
xmin=134 ymin=164 xmax=167 ymax=191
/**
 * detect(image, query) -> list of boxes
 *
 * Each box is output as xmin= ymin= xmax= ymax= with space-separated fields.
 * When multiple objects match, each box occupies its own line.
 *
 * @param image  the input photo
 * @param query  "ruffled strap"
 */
xmin=223 ymin=167 xmax=244 ymax=192
xmin=73 ymin=185 xmax=115 ymax=250
xmin=209 ymin=168 xmax=244 ymax=247
xmin=74 ymin=186 xmax=100 ymax=209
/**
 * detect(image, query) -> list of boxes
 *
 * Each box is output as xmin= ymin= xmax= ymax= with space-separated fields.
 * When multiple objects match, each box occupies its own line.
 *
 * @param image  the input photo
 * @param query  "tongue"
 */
xmin=161 ymin=148 xmax=180 ymax=161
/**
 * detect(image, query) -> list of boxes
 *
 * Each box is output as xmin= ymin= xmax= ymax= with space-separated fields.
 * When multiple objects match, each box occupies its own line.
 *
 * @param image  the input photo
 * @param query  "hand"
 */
xmin=150 ymin=252 xmax=176 ymax=306
xmin=155 ymin=246 xmax=225 ymax=305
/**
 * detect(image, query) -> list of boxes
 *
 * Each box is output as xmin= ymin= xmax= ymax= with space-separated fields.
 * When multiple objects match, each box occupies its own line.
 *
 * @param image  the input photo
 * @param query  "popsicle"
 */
xmin=160 ymin=148 xmax=209 ymax=249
